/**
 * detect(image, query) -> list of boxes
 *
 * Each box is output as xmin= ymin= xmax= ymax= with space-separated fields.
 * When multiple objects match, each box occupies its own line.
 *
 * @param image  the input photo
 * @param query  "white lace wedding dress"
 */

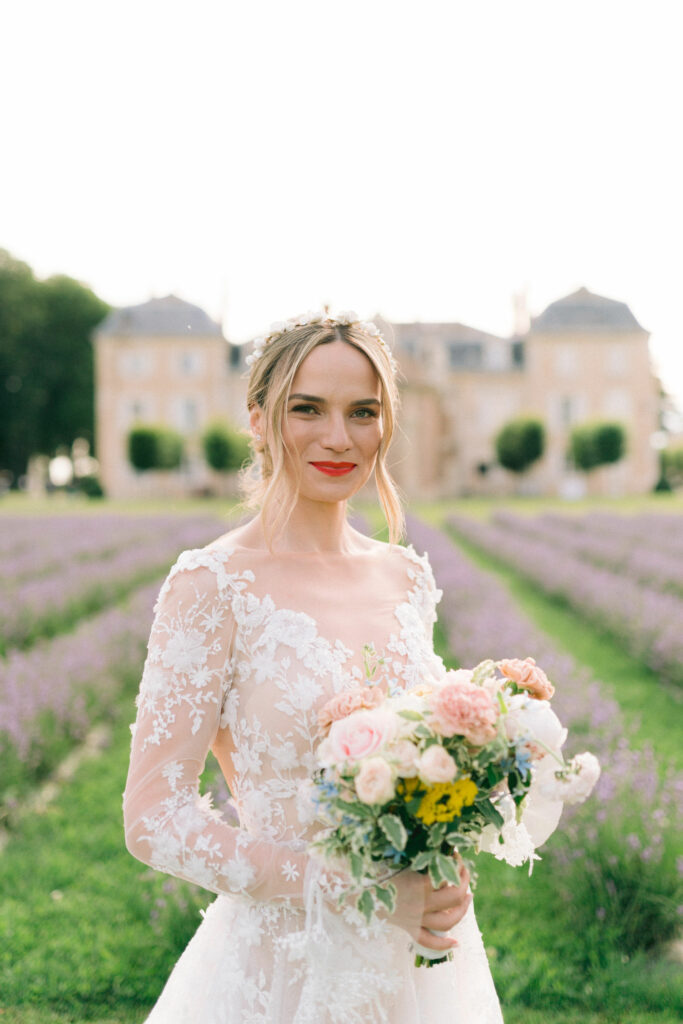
xmin=123 ymin=538 xmax=504 ymax=1023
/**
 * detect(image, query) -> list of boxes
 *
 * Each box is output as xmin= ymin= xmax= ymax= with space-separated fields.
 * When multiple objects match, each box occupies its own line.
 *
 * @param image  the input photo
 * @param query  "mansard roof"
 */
xmin=391 ymin=320 xmax=506 ymax=345
xmin=530 ymin=287 xmax=644 ymax=332
xmin=95 ymin=294 xmax=224 ymax=338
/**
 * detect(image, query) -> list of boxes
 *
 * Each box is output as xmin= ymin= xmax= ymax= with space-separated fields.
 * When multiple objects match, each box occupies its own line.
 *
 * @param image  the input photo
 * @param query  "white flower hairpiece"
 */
xmin=245 ymin=310 xmax=398 ymax=373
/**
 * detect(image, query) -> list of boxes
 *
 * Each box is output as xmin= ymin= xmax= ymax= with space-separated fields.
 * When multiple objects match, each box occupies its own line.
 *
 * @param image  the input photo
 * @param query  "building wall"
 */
xmin=94 ymin=307 xmax=661 ymax=500
xmin=524 ymin=328 xmax=659 ymax=496
xmin=94 ymin=332 xmax=248 ymax=499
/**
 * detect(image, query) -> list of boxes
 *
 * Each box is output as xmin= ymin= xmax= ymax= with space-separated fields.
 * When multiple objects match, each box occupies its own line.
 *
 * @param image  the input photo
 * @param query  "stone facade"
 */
xmin=92 ymin=288 xmax=660 ymax=500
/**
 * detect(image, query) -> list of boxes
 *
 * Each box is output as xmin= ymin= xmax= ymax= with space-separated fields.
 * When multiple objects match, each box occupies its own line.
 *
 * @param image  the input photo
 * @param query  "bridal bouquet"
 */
xmin=311 ymin=653 xmax=600 ymax=966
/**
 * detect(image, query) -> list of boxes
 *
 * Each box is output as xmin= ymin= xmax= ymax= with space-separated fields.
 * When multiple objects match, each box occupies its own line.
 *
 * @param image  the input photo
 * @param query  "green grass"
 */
xmin=0 ymin=703 xmax=210 ymax=1021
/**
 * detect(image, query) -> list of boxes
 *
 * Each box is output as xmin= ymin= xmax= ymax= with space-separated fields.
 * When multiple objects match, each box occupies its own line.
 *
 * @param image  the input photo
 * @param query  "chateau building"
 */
xmin=92 ymin=288 xmax=660 ymax=500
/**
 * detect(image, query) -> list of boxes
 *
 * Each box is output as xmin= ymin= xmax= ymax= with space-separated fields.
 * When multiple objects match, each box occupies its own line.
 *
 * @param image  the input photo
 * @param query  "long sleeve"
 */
xmin=123 ymin=555 xmax=313 ymax=905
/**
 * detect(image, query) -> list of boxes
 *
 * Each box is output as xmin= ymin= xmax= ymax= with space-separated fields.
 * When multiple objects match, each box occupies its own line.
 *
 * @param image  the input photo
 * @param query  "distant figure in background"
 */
xmin=123 ymin=311 xmax=503 ymax=1023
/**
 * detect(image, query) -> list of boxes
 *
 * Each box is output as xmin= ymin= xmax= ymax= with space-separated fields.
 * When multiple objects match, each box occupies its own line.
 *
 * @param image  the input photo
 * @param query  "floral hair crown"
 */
xmin=245 ymin=310 xmax=398 ymax=373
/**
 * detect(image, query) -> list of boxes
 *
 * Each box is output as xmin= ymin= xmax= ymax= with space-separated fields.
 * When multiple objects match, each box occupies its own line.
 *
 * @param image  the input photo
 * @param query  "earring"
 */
xmin=255 ymin=433 xmax=262 ymax=441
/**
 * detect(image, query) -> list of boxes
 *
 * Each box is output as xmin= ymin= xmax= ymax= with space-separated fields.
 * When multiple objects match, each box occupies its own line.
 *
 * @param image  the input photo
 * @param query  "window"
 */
xmin=118 ymin=351 xmax=152 ymax=377
xmin=555 ymin=345 xmax=578 ymax=377
xmin=606 ymin=345 xmax=628 ymax=377
xmin=178 ymin=351 xmax=203 ymax=376
xmin=556 ymin=394 xmax=586 ymax=428
xmin=448 ymin=342 xmax=482 ymax=370
xmin=603 ymin=389 xmax=632 ymax=420
xmin=174 ymin=397 xmax=200 ymax=433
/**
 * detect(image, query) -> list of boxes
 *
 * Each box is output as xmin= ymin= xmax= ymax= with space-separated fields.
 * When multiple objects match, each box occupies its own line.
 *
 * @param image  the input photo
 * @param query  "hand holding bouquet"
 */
xmin=311 ymin=653 xmax=600 ymax=966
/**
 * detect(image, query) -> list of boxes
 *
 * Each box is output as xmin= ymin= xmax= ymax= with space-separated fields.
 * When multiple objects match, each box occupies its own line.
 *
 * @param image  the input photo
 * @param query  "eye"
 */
xmin=351 ymin=407 xmax=379 ymax=419
xmin=290 ymin=403 xmax=319 ymax=415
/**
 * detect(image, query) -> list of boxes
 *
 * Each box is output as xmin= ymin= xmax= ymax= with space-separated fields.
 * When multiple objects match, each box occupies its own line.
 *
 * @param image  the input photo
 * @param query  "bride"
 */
xmin=123 ymin=311 xmax=503 ymax=1023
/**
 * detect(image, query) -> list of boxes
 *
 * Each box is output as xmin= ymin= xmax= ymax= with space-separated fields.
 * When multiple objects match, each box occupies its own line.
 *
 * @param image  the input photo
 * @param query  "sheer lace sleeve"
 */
xmin=123 ymin=550 xmax=313 ymax=905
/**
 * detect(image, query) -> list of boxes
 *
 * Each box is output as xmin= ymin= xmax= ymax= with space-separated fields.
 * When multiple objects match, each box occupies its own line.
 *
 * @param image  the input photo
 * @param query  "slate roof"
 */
xmin=95 ymin=295 xmax=224 ymax=338
xmin=530 ymin=287 xmax=644 ymax=332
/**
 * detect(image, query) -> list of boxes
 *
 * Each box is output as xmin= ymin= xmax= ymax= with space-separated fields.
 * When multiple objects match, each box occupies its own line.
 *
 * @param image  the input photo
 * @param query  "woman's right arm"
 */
xmin=122 ymin=559 xmax=311 ymax=905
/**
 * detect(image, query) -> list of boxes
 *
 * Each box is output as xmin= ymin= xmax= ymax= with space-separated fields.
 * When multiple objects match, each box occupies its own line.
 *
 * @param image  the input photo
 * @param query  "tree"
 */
xmin=495 ymin=418 xmax=545 ymax=474
xmin=657 ymin=445 xmax=683 ymax=490
xmin=569 ymin=421 xmax=626 ymax=472
xmin=0 ymin=249 xmax=109 ymax=486
xmin=127 ymin=426 xmax=184 ymax=472
xmin=201 ymin=421 xmax=250 ymax=472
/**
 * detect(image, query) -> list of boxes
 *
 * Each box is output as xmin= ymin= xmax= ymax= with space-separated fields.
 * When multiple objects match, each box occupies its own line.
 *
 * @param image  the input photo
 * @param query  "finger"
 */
xmin=424 ymin=898 xmax=472 ymax=931
xmin=415 ymin=926 xmax=459 ymax=952
xmin=428 ymin=884 xmax=470 ymax=911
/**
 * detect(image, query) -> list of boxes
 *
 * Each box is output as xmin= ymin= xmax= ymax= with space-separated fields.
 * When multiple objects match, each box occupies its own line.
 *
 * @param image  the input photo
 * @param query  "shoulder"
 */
xmin=154 ymin=540 xmax=255 ymax=614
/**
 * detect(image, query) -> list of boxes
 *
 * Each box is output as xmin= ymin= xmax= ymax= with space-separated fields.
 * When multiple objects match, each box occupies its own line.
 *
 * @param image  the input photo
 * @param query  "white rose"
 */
xmin=355 ymin=756 xmax=395 ymax=805
xmin=417 ymin=745 xmax=457 ymax=784
xmin=389 ymin=739 xmax=420 ymax=777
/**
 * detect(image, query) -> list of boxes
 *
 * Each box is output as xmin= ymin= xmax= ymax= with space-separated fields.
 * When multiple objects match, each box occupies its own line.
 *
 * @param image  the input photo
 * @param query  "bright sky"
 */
xmin=2 ymin=0 xmax=682 ymax=410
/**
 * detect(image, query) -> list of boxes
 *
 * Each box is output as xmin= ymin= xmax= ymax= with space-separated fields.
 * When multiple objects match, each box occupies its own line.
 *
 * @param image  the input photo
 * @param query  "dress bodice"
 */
xmin=123 ymin=540 xmax=444 ymax=906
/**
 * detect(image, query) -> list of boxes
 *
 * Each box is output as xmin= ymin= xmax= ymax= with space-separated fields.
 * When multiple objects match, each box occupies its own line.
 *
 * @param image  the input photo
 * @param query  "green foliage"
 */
xmin=201 ymin=420 xmax=250 ymax=472
xmin=495 ymin=418 xmax=545 ymax=474
xmin=73 ymin=473 xmax=105 ymax=499
xmin=127 ymin=425 xmax=184 ymax=471
xmin=569 ymin=421 xmax=626 ymax=472
xmin=659 ymin=445 xmax=683 ymax=489
xmin=0 ymin=249 xmax=109 ymax=486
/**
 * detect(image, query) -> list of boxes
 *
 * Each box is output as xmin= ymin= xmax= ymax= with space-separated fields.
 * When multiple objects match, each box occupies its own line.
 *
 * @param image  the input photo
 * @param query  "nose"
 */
xmin=322 ymin=411 xmax=352 ymax=452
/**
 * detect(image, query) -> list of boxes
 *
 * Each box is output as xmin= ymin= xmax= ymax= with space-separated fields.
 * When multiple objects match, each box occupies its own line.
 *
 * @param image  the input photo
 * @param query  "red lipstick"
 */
xmin=310 ymin=462 xmax=357 ymax=476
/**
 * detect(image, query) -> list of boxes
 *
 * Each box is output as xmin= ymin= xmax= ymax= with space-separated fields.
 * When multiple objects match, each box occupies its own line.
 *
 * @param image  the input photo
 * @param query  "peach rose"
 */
xmin=428 ymin=676 xmax=498 ymax=746
xmin=320 ymin=708 xmax=397 ymax=766
xmin=417 ymin=744 xmax=457 ymax=784
xmin=497 ymin=657 xmax=555 ymax=701
xmin=355 ymin=756 xmax=395 ymax=805
xmin=318 ymin=686 xmax=384 ymax=736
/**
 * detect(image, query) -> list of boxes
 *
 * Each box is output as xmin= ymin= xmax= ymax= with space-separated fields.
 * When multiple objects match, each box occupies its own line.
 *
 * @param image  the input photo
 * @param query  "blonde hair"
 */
xmin=241 ymin=321 xmax=404 ymax=544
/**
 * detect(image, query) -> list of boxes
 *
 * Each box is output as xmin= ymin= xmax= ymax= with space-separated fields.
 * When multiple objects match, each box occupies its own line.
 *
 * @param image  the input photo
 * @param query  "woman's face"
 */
xmin=275 ymin=340 xmax=383 ymax=503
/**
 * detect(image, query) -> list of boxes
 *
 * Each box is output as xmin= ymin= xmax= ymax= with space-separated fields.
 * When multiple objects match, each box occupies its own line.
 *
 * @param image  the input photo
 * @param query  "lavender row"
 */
xmin=0 ymin=514 xmax=217 ymax=587
xmin=493 ymin=511 xmax=683 ymax=597
xmin=446 ymin=514 xmax=683 ymax=687
xmin=541 ymin=511 xmax=683 ymax=559
xmin=407 ymin=516 xmax=682 ymax=952
xmin=0 ymin=578 xmax=159 ymax=805
xmin=0 ymin=516 xmax=227 ymax=653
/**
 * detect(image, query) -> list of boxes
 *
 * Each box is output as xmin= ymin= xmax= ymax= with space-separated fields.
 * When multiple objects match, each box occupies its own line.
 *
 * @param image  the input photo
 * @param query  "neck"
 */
xmin=260 ymin=496 xmax=356 ymax=554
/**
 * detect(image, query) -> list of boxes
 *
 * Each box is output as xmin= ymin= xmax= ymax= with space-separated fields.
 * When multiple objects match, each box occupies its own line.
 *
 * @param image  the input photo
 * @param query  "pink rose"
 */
xmin=321 ymin=708 xmax=397 ymax=765
xmin=318 ymin=686 xmax=384 ymax=736
xmin=355 ymin=756 xmax=395 ymax=805
xmin=417 ymin=744 xmax=457 ymax=783
xmin=497 ymin=657 xmax=555 ymax=701
xmin=428 ymin=676 xmax=498 ymax=746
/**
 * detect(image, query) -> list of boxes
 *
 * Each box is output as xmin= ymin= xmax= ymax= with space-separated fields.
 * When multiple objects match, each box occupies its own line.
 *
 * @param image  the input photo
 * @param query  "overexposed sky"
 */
xmin=2 ymin=0 xmax=682 ymax=406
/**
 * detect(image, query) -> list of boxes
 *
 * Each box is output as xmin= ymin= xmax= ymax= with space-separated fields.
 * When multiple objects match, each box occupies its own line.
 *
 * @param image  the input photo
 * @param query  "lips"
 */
xmin=310 ymin=462 xmax=357 ymax=476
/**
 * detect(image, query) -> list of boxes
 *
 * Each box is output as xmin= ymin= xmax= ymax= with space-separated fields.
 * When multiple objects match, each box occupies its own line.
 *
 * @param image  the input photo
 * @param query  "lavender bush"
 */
xmin=493 ymin=511 xmax=683 ymax=598
xmin=407 ymin=516 xmax=682 ymax=958
xmin=0 ymin=516 xmax=227 ymax=652
xmin=447 ymin=514 xmax=683 ymax=687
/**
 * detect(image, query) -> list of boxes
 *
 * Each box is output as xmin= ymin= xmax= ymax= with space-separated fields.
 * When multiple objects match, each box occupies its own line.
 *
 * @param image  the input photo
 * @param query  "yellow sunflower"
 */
xmin=415 ymin=777 xmax=478 ymax=825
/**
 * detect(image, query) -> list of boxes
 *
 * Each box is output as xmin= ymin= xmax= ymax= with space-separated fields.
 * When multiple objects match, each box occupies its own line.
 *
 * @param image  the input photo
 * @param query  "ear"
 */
xmin=249 ymin=405 xmax=264 ymax=440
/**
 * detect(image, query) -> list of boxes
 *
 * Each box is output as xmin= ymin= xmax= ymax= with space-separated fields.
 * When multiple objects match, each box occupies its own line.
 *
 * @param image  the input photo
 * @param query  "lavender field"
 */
xmin=0 ymin=504 xmax=681 ymax=1022
xmin=0 ymin=512 xmax=228 ymax=815
xmin=448 ymin=511 xmax=683 ymax=687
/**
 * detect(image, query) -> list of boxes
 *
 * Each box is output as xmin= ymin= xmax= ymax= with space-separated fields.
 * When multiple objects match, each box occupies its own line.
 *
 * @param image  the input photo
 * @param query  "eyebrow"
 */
xmin=288 ymin=393 xmax=381 ymax=407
